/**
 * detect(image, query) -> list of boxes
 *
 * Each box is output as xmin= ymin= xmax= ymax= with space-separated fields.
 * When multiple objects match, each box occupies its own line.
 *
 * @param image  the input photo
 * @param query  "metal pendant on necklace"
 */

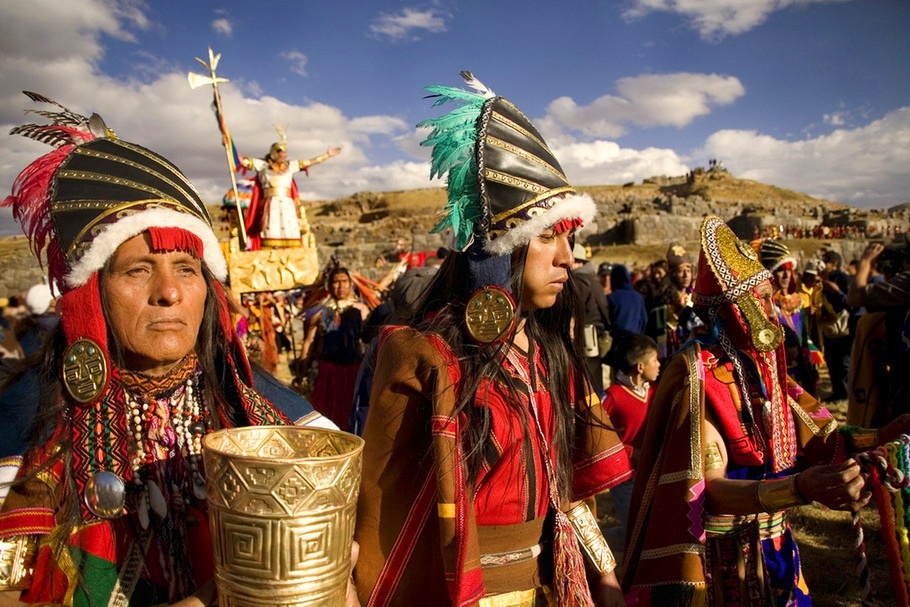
xmin=84 ymin=470 xmax=126 ymax=519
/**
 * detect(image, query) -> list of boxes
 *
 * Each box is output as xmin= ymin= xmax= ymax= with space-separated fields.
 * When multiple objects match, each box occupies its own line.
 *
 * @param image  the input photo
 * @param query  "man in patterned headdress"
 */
xmin=623 ymin=216 xmax=910 ymax=606
xmin=355 ymin=72 xmax=631 ymax=607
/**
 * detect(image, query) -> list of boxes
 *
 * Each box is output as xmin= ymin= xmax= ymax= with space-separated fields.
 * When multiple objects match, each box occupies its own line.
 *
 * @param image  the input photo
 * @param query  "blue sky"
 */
xmin=2 ymin=0 xmax=909 ymax=237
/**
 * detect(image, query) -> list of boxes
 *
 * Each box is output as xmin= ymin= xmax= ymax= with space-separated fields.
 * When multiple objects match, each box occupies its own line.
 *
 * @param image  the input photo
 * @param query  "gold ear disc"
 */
xmin=735 ymin=294 xmax=783 ymax=352
xmin=62 ymin=338 xmax=108 ymax=403
xmin=465 ymin=287 xmax=516 ymax=344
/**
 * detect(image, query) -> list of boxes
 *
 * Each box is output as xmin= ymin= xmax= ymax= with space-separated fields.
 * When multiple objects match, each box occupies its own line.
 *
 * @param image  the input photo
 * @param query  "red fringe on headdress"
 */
xmin=1 ymin=144 xmax=76 ymax=290
xmin=552 ymin=217 xmax=583 ymax=234
xmin=147 ymin=226 xmax=203 ymax=258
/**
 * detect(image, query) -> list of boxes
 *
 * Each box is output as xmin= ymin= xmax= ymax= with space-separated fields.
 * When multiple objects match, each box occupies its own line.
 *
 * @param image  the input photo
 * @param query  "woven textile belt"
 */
xmin=704 ymin=510 xmax=790 ymax=540
xmin=480 ymin=543 xmax=543 ymax=567
xmin=477 ymin=517 xmax=548 ymax=594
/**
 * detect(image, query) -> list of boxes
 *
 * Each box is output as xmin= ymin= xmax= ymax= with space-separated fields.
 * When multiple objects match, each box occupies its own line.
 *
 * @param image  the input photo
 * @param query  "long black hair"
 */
xmin=401 ymin=242 xmax=592 ymax=500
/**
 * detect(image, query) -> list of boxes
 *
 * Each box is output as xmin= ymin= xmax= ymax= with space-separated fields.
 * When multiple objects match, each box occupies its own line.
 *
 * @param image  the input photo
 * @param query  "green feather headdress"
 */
xmin=417 ymin=71 xmax=495 ymax=251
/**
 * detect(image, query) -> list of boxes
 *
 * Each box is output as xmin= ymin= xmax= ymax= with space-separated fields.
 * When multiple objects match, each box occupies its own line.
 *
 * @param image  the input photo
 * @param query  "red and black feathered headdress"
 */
xmin=2 ymin=92 xmax=231 ymax=405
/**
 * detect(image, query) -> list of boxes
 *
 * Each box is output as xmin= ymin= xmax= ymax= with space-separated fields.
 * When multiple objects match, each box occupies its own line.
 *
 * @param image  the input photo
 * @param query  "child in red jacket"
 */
xmin=602 ymin=331 xmax=660 ymax=554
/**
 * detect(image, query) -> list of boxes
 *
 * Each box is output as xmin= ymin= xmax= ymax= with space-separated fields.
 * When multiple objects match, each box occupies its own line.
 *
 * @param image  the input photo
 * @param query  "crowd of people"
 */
xmin=756 ymin=222 xmax=901 ymax=241
xmin=3 ymin=81 xmax=910 ymax=607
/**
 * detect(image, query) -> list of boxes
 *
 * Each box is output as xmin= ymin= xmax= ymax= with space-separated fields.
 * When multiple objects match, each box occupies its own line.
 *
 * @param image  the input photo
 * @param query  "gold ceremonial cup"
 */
xmin=203 ymin=426 xmax=364 ymax=606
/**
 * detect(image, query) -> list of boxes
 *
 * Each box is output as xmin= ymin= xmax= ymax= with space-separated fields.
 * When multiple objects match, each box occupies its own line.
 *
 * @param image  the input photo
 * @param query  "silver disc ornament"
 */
xmin=84 ymin=470 xmax=126 ymax=519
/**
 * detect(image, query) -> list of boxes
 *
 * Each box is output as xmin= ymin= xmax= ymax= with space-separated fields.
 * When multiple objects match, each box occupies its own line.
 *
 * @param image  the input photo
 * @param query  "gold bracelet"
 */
xmin=0 ymin=534 xmax=39 ymax=591
xmin=705 ymin=441 xmax=724 ymax=471
xmin=846 ymin=428 xmax=879 ymax=452
xmin=565 ymin=502 xmax=616 ymax=574
xmin=756 ymin=476 xmax=809 ymax=513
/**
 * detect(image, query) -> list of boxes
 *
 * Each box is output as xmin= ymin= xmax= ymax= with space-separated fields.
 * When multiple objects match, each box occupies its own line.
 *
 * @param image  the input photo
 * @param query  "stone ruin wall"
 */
xmin=2 ymin=189 xmax=908 ymax=298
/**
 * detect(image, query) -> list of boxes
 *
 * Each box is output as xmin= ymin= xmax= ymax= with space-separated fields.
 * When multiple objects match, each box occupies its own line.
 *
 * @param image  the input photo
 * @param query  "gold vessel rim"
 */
xmin=202 ymin=425 xmax=365 ymax=463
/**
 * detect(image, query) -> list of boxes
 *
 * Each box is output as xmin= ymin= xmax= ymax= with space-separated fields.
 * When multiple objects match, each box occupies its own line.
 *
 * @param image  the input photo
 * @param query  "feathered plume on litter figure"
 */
xmin=2 ymin=92 xmax=116 ymax=283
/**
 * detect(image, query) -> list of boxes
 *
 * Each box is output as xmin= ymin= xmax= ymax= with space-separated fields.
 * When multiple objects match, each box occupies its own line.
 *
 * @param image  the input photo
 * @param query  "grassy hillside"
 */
xmin=305 ymin=169 xmax=847 ymax=220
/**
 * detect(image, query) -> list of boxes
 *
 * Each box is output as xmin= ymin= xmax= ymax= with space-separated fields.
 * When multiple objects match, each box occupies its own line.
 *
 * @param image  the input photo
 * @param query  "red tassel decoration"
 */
xmin=552 ymin=508 xmax=596 ymax=607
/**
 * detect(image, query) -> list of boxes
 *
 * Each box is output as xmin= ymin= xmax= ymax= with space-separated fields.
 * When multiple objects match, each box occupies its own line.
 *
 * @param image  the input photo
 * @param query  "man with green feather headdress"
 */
xmin=353 ymin=73 xmax=631 ymax=607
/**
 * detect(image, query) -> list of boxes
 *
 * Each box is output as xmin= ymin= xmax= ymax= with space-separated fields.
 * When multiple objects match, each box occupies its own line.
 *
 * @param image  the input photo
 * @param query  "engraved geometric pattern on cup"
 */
xmin=256 ymin=432 xmax=296 ymax=459
xmin=334 ymin=464 xmax=358 ymax=502
xmin=211 ymin=508 xmax=354 ymax=595
xmin=245 ymin=466 xmax=279 ymax=488
xmin=219 ymin=464 xmax=246 ymax=506
xmin=229 ymin=431 xmax=261 ymax=454
xmin=282 ymin=429 xmax=326 ymax=454
xmin=203 ymin=428 xmax=364 ymax=607
xmin=216 ymin=512 xmax=274 ymax=579
xmin=300 ymin=461 xmax=342 ymax=490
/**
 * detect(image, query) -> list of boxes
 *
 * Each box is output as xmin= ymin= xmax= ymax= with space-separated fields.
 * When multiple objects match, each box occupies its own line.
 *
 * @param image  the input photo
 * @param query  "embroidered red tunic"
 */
xmin=354 ymin=327 xmax=632 ymax=606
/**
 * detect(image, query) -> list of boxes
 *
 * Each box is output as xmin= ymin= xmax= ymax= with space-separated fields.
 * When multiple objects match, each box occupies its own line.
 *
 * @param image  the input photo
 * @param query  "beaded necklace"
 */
xmin=118 ymin=355 xmax=214 ymax=600
xmin=119 ymin=356 xmax=209 ymax=510
xmin=124 ymin=371 xmax=211 ymax=528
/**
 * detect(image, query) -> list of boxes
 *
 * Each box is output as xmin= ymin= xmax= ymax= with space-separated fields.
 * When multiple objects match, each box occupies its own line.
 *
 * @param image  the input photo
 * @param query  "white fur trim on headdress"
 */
xmin=64 ymin=207 xmax=228 ymax=289
xmin=483 ymin=193 xmax=596 ymax=255
xmin=768 ymin=256 xmax=798 ymax=273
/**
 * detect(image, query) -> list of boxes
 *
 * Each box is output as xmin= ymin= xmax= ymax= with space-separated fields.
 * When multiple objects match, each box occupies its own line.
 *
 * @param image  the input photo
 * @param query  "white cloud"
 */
xmin=693 ymin=106 xmax=910 ymax=208
xmin=0 ymin=0 xmax=418 ymax=239
xmin=545 ymin=73 xmax=744 ymax=137
xmin=554 ymin=140 xmax=691 ymax=186
xmin=280 ymin=50 xmax=308 ymax=77
xmin=0 ymin=0 xmax=142 ymax=63
xmin=212 ymin=17 xmax=233 ymax=37
xmin=823 ymin=111 xmax=846 ymax=126
xmin=332 ymin=161 xmax=431 ymax=195
xmin=623 ymin=0 xmax=846 ymax=41
xmin=369 ymin=7 xmax=447 ymax=41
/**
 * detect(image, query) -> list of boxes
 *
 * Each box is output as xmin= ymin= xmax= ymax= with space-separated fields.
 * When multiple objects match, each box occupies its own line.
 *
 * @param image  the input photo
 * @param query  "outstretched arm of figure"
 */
xmin=221 ymin=134 xmax=254 ymax=171
xmin=703 ymin=413 xmax=871 ymax=515
xmin=300 ymin=146 xmax=342 ymax=170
